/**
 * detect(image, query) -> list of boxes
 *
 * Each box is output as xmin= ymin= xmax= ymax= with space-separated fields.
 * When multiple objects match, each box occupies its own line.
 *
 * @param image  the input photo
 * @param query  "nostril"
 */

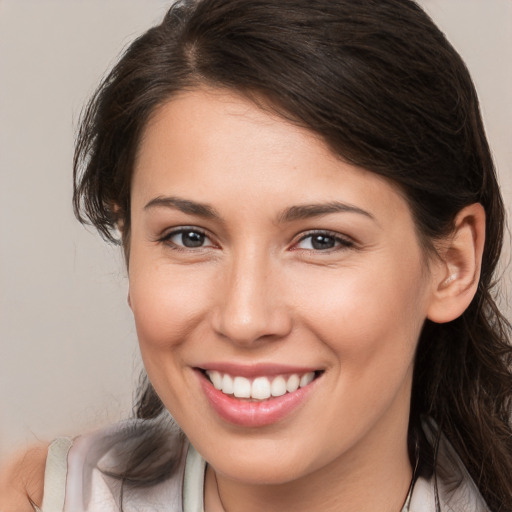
xmin=210 ymin=267 xmax=292 ymax=345
xmin=211 ymin=307 xmax=293 ymax=346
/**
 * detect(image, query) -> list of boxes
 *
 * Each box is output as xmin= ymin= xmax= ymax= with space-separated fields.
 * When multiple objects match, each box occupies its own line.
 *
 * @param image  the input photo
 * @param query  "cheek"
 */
xmin=294 ymin=257 xmax=429 ymax=369
xmin=128 ymin=258 xmax=213 ymax=353
xmin=127 ymin=259 xmax=217 ymax=415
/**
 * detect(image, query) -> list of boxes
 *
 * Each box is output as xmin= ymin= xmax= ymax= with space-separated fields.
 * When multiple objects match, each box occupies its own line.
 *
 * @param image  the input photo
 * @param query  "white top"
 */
xmin=38 ymin=419 xmax=490 ymax=512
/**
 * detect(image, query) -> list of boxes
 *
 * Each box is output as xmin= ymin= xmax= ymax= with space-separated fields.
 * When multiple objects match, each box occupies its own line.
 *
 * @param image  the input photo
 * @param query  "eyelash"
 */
xmin=157 ymin=227 xmax=354 ymax=253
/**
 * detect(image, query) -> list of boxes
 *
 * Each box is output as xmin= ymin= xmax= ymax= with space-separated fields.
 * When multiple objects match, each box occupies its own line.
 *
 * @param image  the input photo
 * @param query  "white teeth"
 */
xmin=251 ymin=377 xmax=271 ymax=400
xmin=300 ymin=372 xmax=315 ymax=387
xmin=271 ymin=376 xmax=287 ymax=397
xmin=233 ymin=376 xmax=251 ymax=398
xmin=209 ymin=370 xmax=222 ymax=390
xmin=206 ymin=370 xmax=318 ymax=399
xmin=221 ymin=374 xmax=234 ymax=395
xmin=286 ymin=374 xmax=300 ymax=393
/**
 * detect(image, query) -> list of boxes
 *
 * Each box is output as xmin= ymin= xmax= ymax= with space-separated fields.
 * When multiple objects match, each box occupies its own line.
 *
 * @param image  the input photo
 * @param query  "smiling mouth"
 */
xmin=201 ymin=370 xmax=323 ymax=401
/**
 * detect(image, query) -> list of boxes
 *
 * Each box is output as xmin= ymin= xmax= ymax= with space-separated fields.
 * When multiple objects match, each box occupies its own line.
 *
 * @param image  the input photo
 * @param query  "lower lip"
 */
xmin=198 ymin=371 xmax=318 ymax=427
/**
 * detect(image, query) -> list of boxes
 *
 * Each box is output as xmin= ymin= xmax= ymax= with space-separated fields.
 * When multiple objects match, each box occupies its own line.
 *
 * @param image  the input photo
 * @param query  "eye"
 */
xmin=161 ymin=228 xmax=214 ymax=249
xmin=295 ymin=231 xmax=353 ymax=251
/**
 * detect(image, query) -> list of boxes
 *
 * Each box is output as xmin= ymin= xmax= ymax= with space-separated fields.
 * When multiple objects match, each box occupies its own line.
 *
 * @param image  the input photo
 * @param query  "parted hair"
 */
xmin=73 ymin=0 xmax=512 ymax=509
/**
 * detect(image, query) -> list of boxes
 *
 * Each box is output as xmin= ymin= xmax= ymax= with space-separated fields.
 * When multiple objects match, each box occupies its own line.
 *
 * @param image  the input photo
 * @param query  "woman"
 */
xmin=1 ymin=0 xmax=511 ymax=510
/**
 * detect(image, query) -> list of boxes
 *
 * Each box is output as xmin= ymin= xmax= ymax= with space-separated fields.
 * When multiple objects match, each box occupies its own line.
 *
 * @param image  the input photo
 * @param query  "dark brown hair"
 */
xmin=73 ymin=0 xmax=512 ymax=509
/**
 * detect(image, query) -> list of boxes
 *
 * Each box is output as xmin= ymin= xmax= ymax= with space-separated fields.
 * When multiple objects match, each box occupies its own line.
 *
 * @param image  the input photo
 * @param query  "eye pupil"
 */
xmin=311 ymin=234 xmax=335 ymax=250
xmin=182 ymin=231 xmax=205 ymax=248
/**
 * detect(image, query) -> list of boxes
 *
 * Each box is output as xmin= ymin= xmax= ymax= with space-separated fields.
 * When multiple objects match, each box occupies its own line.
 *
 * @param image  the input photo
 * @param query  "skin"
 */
xmin=0 ymin=88 xmax=484 ymax=511
xmin=0 ymin=443 xmax=47 ymax=511
xmin=128 ymin=88 xmax=445 ymax=512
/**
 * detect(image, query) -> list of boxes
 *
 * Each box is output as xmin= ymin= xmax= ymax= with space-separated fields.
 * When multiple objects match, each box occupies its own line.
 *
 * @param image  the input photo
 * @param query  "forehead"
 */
xmin=132 ymin=88 xmax=411 ymax=225
xmin=134 ymin=87 xmax=335 ymax=181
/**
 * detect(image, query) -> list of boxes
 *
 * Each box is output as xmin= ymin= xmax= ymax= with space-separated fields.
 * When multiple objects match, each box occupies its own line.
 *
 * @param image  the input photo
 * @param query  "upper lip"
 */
xmin=196 ymin=362 xmax=321 ymax=378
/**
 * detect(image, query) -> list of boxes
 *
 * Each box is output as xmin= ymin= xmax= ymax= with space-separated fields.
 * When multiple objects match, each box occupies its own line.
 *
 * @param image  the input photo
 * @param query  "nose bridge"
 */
xmin=213 ymin=245 xmax=291 ymax=345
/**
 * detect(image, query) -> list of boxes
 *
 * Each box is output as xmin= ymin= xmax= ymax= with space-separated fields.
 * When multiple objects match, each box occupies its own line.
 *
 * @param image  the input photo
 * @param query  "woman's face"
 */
xmin=128 ymin=88 xmax=437 ymax=485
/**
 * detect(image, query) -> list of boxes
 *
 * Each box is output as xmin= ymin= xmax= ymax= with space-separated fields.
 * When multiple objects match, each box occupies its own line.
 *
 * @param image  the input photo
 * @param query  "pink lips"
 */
xmin=197 ymin=365 xmax=319 ymax=427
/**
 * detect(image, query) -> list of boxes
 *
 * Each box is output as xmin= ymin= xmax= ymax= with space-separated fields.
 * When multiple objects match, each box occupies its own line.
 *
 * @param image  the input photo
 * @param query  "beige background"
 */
xmin=0 ymin=0 xmax=511 ymax=460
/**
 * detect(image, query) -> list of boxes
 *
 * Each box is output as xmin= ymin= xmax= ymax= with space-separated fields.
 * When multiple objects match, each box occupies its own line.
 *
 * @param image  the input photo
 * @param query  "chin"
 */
xmin=213 ymin=456 xmax=311 ymax=486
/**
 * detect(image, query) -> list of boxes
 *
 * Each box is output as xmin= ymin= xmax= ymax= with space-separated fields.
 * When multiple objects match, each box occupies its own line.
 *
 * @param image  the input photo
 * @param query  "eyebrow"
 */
xmin=144 ymin=196 xmax=374 ymax=224
xmin=279 ymin=202 xmax=374 ymax=223
xmin=144 ymin=196 xmax=220 ymax=219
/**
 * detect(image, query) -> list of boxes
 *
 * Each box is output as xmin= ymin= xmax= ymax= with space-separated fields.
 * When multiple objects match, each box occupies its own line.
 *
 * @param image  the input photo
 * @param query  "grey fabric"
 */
xmin=40 ymin=437 xmax=72 ymax=512
xmin=409 ymin=420 xmax=490 ymax=512
xmin=40 ymin=419 xmax=490 ymax=511
xmin=183 ymin=445 xmax=206 ymax=512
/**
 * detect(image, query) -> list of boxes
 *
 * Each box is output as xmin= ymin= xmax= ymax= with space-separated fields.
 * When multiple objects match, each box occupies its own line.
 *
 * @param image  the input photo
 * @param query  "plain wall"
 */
xmin=1 ymin=0 xmax=511 ymax=461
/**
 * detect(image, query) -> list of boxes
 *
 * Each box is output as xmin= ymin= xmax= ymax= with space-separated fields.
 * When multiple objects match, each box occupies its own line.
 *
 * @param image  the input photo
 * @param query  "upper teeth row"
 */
xmin=205 ymin=371 xmax=315 ymax=400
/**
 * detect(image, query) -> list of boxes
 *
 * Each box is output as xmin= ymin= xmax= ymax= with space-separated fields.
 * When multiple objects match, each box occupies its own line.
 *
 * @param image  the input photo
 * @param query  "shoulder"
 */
xmin=0 ymin=442 xmax=48 ymax=512
xmin=63 ymin=417 xmax=187 ymax=511
xmin=410 ymin=418 xmax=491 ymax=512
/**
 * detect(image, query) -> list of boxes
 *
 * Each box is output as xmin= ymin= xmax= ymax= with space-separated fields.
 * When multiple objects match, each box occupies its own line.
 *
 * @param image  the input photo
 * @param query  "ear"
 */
xmin=427 ymin=203 xmax=486 ymax=324
xmin=110 ymin=202 xmax=125 ymax=237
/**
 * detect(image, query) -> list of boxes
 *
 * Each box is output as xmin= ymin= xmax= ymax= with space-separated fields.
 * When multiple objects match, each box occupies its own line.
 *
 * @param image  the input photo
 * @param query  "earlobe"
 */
xmin=427 ymin=203 xmax=486 ymax=324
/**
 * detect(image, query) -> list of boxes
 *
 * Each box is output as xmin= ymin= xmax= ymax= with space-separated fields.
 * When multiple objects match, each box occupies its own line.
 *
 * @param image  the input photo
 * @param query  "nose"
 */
xmin=211 ymin=250 xmax=293 ymax=346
